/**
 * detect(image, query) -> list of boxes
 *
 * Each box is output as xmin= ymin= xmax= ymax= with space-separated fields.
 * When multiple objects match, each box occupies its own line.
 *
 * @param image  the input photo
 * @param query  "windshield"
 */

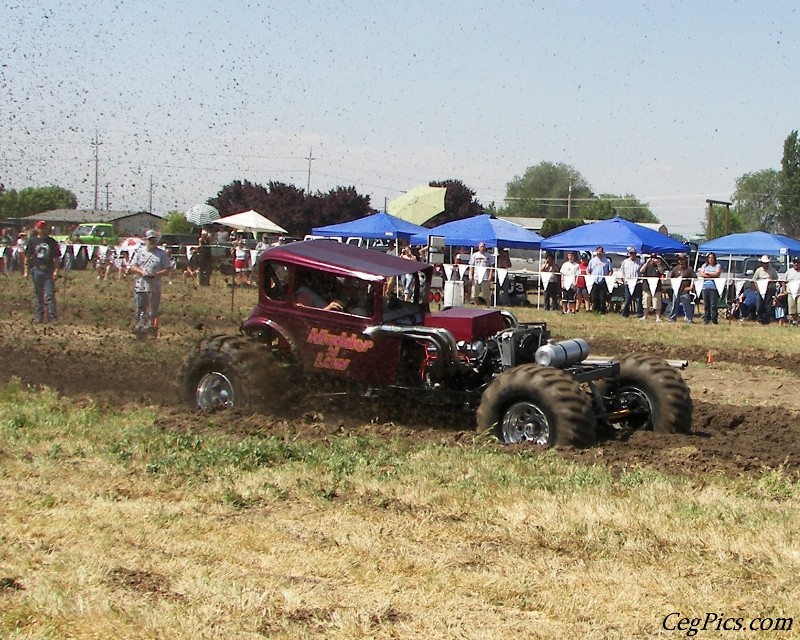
xmin=74 ymin=224 xmax=95 ymax=236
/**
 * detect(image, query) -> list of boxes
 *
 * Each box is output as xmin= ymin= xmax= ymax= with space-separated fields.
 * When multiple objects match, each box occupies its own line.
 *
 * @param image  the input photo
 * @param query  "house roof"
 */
xmin=20 ymin=209 xmax=162 ymax=224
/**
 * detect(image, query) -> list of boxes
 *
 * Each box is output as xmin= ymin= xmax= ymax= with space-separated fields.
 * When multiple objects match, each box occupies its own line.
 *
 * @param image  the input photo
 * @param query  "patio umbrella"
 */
xmin=387 ymin=185 xmax=447 ymax=225
xmin=184 ymin=204 xmax=220 ymax=227
xmin=216 ymin=209 xmax=287 ymax=234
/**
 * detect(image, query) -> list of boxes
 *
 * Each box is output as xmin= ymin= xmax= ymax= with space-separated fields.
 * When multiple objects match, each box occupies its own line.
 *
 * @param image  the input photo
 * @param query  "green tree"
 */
xmin=0 ymin=185 xmax=77 ymax=219
xmin=540 ymin=218 xmax=585 ymax=237
xmin=161 ymin=211 xmax=197 ymax=234
xmin=731 ymin=169 xmax=781 ymax=232
xmin=582 ymin=194 xmax=658 ymax=223
xmin=779 ymin=131 xmax=800 ymax=236
xmin=504 ymin=162 xmax=593 ymax=218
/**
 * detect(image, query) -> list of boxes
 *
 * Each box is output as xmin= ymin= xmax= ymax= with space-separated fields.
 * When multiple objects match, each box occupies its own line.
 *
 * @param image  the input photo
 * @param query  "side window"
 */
xmin=263 ymin=262 xmax=288 ymax=301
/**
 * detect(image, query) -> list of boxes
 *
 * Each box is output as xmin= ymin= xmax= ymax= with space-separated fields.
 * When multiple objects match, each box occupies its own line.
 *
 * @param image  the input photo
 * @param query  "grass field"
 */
xmin=1 ymin=270 xmax=799 ymax=639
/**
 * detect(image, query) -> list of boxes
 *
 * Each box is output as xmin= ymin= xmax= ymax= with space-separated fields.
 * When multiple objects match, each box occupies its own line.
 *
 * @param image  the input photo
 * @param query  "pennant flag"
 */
xmin=670 ymin=278 xmax=683 ymax=296
xmin=693 ymin=278 xmax=704 ymax=298
xmin=734 ymin=279 xmax=746 ymax=297
xmin=562 ymin=274 xmax=575 ymax=290
xmin=756 ymin=278 xmax=769 ymax=298
xmin=249 ymin=249 xmax=258 ymax=264
xmin=540 ymin=272 xmax=553 ymax=287
xmin=474 ymin=265 xmax=487 ymax=284
xmin=714 ymin=277 xmax=726 ymax=297
xmin=458 ymin=264 xmax=469 ymax=278
xmin=586 ymin=278 xmax=595 ymax=294
xmin=497 ymin=268 xmax=507 ymax=285
xmin=646 ymin=277 xmax=660 ymax=295
xmin=604 ymin=276 xmax=616 ymax=293
xmin=443 ymin=264 xmax=453 ymax=280
xmin=626 ymin=278 xmax=638 ymax=294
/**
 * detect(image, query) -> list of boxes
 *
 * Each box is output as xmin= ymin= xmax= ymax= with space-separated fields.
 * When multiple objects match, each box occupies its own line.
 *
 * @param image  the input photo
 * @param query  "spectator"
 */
xmin=399 ymin=244 xmax=417 ymax=300
xmin=540 ymin=253 xmax=560 ymax=311
xmin=785 ymin=256 xmax=800 ymax=326
xmin=588 ymin=246 xmax=612 ymax=314
xmin=639 ymin=253 xmax=664 ymax=322
xmin=575 ymin=255 xmax=591 ymax=312
xmin=698 ymin=251 xmax=723 ymax=325
xmin=620 ymin=247 xmax=644 ymax=319
xmin=668 ymin=253 xmax=696 ymax=323
xmin=469 ymin=241 xmax=494 ymax=305
xmin=559 ymin=251 xmax=580 ymax=314
xmin=184 ymin=246 xmax=201 ymax=283
xmin=24 ymin=220 xmax=61 ymax=324
xmin=736 ymin=283 xmax=759 ymax=321
xmin=198 ymin=231 xmax=212 ymax=286
xmin=231 ymin=238 xmax=252 ymax=286
xmin=496 ymin=247 xmax=513 ymax=305
xmin=129 ymin=229 xmax=173 ymax=335
xmin=752 ymin=255 xmax=778 ymax=325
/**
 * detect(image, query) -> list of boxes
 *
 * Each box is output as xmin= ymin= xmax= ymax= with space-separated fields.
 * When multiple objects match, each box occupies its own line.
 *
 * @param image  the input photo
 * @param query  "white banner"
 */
xmin=645 ymin=277 xmax=659 ymax=295
xmin=714 ymin=277 xmax=726 ymax=297
xmin=474 ymin=265 xmax=487 ymax=284
xmin=496 ymin=268 xmax=507 ymax=285
xmin=670 ymin=278 xmax=683 ymax=296
xmin=540 ymin=272 xmax=553 ymax=287
xmin=626 ymin=278 xmax=638 ymax=294
xmin=562 ymin=274 xmax=575 ymax=290
xmin=756 ymin=278 xmax=769 ymax=298
xmin=693 ymin=278 xmax=704 ymax=298
xmin=604 ymin=276 xmax=616 ymax=293
xmin=586 ymin=278 xmax=595 ymax=294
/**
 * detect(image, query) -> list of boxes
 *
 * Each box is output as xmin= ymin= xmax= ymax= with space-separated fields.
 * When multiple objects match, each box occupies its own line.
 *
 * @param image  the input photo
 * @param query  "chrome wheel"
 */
xmin=614 ymin=386 xmax=654 ymax=430
xmin=196 ymin=371 xmax=235 ymax=410
xmin=500 ymin=401 xmax=552 ymax=445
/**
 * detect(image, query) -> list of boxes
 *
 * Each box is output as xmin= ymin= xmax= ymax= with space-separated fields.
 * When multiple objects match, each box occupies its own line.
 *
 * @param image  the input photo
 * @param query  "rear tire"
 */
xmin=177 ymin=335 xmax=282 ymax=412
xmin=605 ymin=353 xmax=692 ymax=434
xmin=476 ymin=364 xmax=596 ymax=447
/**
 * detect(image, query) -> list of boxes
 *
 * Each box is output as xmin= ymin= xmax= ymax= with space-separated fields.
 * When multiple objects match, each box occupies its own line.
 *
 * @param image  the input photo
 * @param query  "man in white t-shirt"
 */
xmin=469 ymin=242 xmax=495 ymax=304
xmin=784 ymin=256 xmax=800 ymax=325
xmin=620 ymin=247 xmax=644 ymax=319
xmin=559 ymin=251 xmax=580 ymax=314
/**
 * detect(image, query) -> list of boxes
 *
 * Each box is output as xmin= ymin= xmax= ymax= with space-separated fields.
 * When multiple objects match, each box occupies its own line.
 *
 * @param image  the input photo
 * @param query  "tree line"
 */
xmin=4 ymin=133 xmax=800 ymax=239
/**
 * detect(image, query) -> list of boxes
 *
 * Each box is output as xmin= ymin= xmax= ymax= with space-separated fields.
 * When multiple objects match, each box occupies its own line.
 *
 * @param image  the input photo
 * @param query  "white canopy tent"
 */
xmin=215 ymin=210 xmax=287 ymax=235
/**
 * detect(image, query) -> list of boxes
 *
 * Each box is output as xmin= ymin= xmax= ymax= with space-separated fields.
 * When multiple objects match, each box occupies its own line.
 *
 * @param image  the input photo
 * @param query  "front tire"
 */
xmin=604 ymin=353 xmax=692 ymax=434
xmin=177 ymin=335 xmax=280 ymax=412
xmin=476 ymin=364 xmax=596 ymax=447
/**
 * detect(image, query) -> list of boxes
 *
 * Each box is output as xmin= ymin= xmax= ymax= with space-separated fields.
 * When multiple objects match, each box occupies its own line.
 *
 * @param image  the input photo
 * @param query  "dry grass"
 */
xmin=1 ymin=385 xmax=799 ymax=639
xmin=1 ymin=270 xmax=800 ymax=638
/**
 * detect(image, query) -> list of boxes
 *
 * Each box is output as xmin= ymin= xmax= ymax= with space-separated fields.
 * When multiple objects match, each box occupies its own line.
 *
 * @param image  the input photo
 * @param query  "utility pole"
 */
xmin=105 ymin=183 xmax=110 ymax=210
xmin=705 ymin=199 xmax=732 ymax=240
xmin=306 ymin=146 xmax=315 ymax=194
xmin=91 ymin=131 xmax=102 ymax=210
xmin=149 ymin=175 xmax=154 ymax=214
xmin=567 ymin=182 xmax=573 ymax=219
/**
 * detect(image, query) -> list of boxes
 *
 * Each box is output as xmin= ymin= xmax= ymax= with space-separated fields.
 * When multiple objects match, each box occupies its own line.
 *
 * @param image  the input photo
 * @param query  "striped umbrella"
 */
xmin=184 ymin=204 xmax=220 ymax=227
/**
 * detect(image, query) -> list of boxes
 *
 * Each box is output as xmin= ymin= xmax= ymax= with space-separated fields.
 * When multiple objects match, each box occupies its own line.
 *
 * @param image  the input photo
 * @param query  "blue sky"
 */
xmin=2 ymin=0 xmax=799 ymax=236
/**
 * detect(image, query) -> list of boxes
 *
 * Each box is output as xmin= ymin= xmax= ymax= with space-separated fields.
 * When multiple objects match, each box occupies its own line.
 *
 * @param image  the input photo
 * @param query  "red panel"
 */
xmin=424 ymin=307 xmax=505 ymax=342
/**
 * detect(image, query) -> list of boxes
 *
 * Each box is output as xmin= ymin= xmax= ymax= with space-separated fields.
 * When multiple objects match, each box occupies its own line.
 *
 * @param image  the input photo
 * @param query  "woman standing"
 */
xmin=699 ymin=252 xmax=722 ymax=324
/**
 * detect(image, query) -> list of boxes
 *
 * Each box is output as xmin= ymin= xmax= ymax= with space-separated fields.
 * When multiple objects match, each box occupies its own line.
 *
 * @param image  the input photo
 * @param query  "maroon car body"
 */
xmin=178 ymin=239 xmax=693 ymax=449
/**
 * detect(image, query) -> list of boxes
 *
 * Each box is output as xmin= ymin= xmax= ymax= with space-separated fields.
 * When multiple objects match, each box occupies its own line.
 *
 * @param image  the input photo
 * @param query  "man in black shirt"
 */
xmin=25 ymin=220 xmax=61 ymax=323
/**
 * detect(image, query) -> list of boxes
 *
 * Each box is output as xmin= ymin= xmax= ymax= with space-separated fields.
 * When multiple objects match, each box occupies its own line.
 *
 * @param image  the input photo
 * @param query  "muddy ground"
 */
xmin=1 ymin=274 xmax=799 ymax=480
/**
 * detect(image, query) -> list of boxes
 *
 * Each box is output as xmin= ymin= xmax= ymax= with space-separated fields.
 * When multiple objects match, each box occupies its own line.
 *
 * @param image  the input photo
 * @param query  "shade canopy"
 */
xmin=387 ymin=185 xmax=447 ymax=225
xmin=216 ymin=210 xmax=287 ymax=234
xmin=541 ymin=217 xmax=689 ymax=254
xmin=311 ymin=211 xmax=429 ymax=240
xmin=409 ymin=214 xmax=543 ymax=249
xmin=697 ymin=231 xmax=800 ymax=256
xmin=184 ymin=203 xmax=220 ymax=227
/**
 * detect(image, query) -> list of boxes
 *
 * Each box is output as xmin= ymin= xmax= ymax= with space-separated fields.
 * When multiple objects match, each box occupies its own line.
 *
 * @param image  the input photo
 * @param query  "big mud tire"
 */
xmin=177 ymin=335 xmax=282 ymax=412
xmin=609 ymin=353 xmax=693 ymax=434
xmin=476 ymin=364 xmax=596 ymax=448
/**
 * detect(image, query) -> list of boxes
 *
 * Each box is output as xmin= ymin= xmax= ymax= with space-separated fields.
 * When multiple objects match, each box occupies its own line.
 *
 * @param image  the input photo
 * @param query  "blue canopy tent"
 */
xmin=311 ymin=211 xmax=430 ymax=241
xmin=409 ymin=214 xmax=543 ymax=249
xmin=697 ymin=231 xmax=800 ymax=256
xmin=541 ymin=216 xmax=689 ymax=254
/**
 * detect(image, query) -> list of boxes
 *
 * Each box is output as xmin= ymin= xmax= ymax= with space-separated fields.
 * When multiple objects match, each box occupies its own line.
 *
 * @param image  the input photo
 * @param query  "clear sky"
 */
xmin=2 ymin=0 xmax=799 ymax=237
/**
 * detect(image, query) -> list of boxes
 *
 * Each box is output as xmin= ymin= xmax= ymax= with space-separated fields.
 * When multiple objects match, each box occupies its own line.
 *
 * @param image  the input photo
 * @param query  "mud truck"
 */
xmin=178 ymin=240 xmax=692 ymax=447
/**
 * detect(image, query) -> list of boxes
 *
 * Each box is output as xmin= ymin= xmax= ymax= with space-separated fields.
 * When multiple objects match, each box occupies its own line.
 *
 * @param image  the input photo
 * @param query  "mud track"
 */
xmin=2 ymin=330 xmax=799 ymax=480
